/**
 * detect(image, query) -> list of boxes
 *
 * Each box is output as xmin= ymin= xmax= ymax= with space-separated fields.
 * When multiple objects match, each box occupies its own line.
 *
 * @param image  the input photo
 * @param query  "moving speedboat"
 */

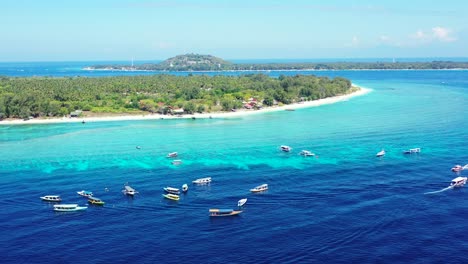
xmin=376 ymin=149 xmax=386 ymax=157
xmin=280 ymin=145 xmax=292 ymax=152
xmin=192 ymin=177 xmax=211 ymax=184
xmin=53 ymin=204 xmax=87 ymax=212
xmin=167 ymin=152 xmax=178 ymax=158
xmin=450 ymin=177 xmax=467 ymax=187
xmin=40 ymin=195 xmax=62 ymax=202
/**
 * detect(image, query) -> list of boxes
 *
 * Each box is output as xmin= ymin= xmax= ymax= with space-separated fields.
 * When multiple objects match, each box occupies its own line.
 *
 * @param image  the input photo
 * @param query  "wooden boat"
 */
xmin=450 ymin=177 xmax=467 ymax=187
xmin=403 ymin=148 xmax=421 ymax=154
xmin=53 ymin=204 xmax=87 ymax=212
xmin=182 ymin=183 xmax=188 ymax=193
xmin=280 ymin=145 xmax=292 ymax=152
xmin=122 ymin=185 xmax=138 ymax=196
xmin=209 ymin=209 xmax=242 ymax=217
xmin=164 ymin=187 xmax=180 ymax=194
xmin=192 ymin=177 xmax=211 ymax=184
xmin=162 ymin=193 xmax=180 ymax=201
xmin=77 ymin=190 xmax=93 ymax=198
xmin=376 ymin=149 xmax=385 ymax=157
xmin=88 ymin=197 xmax=105 ymax=206
xmin=250 ymin=184 xmax=268 ymax=193
xmin=237 ymin=198 xmax=247 ymax=207
xmin=167 ymin=152 xmax=178 ymax=158
xmin=40 ymin=195 xmax=62 ymax=202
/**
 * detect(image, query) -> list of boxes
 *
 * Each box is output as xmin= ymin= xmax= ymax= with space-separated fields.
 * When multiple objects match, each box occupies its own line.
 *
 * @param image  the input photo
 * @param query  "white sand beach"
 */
xmin=0 ymin=85 xmax=371 ymax=125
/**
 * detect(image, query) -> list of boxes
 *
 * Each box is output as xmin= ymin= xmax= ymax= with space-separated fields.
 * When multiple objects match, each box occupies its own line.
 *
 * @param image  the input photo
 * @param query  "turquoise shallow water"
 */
xmin=1 ymin=69 xmax=468 ymax=263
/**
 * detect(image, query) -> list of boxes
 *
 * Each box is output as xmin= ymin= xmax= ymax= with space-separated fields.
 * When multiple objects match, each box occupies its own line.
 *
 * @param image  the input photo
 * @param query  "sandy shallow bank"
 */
xmin=0 ymin=85 xmax=371 ymax=125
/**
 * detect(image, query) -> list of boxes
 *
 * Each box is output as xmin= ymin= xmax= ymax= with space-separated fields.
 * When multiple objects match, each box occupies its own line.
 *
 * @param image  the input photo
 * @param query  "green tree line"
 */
xmin=0 ymin=74 xmax=352 ymax=119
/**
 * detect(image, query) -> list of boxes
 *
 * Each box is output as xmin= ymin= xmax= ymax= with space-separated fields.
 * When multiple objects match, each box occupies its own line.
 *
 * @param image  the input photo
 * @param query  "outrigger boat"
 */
xmin=53 ymin=204 xmax=87 ymax=212
xmin=77 ymin=190 xmax=93 ymax=198
xmin=192 ymin=177 xmax=211 ymax=184
xmin=451 ymin=164 xmax=468 ymax=172
xmin=167 ymin=152 xmax=178 ymax=158
xmin=163 ymin=187 xmax=180 ymax=194
xmin=162 ymin=193 xmax=180 ymax=201
xmin=450 ymin=177 xmax=467 ymax=187
xmin=122 ymin=185 xmax=138 ymax=196
xmin=182 ymin=183 xmax=188 ymax=193
xmin=209 ymin=209 xmax=242 ymax=217
xmin=403 ymin=148 xmax=421 ymax=154
xmin=40 ymin=195 xmax=62 ymax=202
xmin=88 ymin=197 xmax=105 ymax=206
xmin=250 ymin=184 xmax=268 ymax=193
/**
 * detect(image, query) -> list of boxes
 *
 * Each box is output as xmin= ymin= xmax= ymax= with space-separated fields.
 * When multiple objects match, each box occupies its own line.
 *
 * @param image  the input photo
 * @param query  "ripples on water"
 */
xmin=1 ymin=70 xmax=468 ymax=263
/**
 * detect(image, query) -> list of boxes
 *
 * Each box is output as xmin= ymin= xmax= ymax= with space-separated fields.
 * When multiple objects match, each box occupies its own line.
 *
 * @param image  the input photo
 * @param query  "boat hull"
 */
xmin=162 ymin=194 xmax=180 ymax=201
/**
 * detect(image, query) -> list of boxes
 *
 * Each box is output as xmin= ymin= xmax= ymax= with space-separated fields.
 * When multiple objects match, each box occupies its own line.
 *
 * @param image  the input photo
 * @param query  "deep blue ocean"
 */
xmin=1 ymin=63 xmax=468 ymax=263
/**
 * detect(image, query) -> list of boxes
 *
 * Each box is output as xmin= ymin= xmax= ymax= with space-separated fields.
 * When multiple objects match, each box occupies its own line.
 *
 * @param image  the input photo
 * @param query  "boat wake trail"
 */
xmin=424 ymin=186 xmax=453 ymax=195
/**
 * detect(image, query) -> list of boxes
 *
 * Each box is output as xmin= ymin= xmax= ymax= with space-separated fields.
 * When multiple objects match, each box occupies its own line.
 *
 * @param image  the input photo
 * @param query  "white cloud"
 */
xmin=345 ymin=36 xmax=360 ymax=47
xmin=432 ymin=26 xmax=456 ymax=42
xmin=409 ymin=27 xmax=456 ymax=43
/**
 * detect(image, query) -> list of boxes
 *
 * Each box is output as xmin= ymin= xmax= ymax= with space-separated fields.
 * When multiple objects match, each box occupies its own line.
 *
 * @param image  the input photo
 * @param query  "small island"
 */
xmin=0 ymin=72 xmax=359 ymax=122
xmin=85 ymin=53 xmax=468 ymax=71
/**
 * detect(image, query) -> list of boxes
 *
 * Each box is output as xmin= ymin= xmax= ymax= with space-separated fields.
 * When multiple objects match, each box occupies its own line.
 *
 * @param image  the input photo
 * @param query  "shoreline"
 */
xmin=0 ymin=85 xmax=371 ymax=125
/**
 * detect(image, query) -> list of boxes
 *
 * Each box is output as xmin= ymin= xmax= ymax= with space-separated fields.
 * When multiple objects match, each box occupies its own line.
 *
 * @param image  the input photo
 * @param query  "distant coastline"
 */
xmin=0 ymin=85 xmax=371 ymax=125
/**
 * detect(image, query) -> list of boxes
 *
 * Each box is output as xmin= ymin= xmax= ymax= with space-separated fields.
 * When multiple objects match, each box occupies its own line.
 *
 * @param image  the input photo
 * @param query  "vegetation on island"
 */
xmin=0 ymin=74 xmax=352 ymax=120
xmin=86 ymin=54 xmax=468 ymax=71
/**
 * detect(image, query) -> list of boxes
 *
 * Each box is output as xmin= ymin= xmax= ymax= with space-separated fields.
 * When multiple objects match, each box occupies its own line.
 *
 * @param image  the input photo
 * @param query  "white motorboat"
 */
xmin=164 ymin=186 xmax=180 ymax=194
xmin=53 ymin=204 xmax=87 ymax=212
xmin=192 ymin=177 xmax=212 ymax=184
xmin=167 ymin=152 xmax=178 ymax=158
xmin=376 ymin=149 xmax=386 ymax=157
xmin=182 ymin=183 xmax=188 ymax=193
xmin=237 ymin=198 xmax=247 ymax=207
xmin=403 ymin=148 xmax=421 ymax=154
xmin=250 ymin=184 xmax=268 ymax=193
xmin=40 ymin=195 xmax=62 ymax=202
xmin=77 ymin=190 xmax=93 ymax=198
xmin=450 ymin=177 xmax=467 ymax=187
xmin=299 ymin=150 xmax=315 ymax=156
xmin=122 ymin=185 xmax=138 ymax=196
xmin=280 ymin=145 xmax=292 ymax=152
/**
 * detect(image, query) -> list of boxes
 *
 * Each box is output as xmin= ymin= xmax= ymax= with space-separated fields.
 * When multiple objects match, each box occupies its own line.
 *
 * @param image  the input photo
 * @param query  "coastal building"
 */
xmin=70 ymin=110 xmax=82 ymax=118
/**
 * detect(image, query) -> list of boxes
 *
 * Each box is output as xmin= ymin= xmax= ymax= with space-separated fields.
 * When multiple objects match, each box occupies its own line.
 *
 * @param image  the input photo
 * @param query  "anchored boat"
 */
xmin=77 ymin=190 xmax=93 ymax=198
xmin=162 ymin=193 xmax=180 ymax=201
xmin=40 ymin=195 xmax=62 ymax=202
xmin=209 ymin=209 xmax=242 ymax=217
xmin=53 ymin=204 xmax=87 ymax=212
xmin=88 ymin=197 xmax=105 ymax=206
xmin=164 ymin=187 xmax=180 ymax=194
xmin=122 ymin=185 xmax=138 ymax=196
xmin=250 ymin=184 xmax=268 ymax=193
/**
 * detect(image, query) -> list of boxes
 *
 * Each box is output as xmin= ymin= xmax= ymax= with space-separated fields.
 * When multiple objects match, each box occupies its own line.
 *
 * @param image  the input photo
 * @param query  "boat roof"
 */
xmin=256 ymin=184 xmax=268 ymax=188
xmin=80 ymin=190 xmax=93 ymax=194
xmin=165 ymin=187 xmax=179 ymax=190
xmin=88 ymin=197 xmax=102 ymax=201
xmin=54 ymin=204 xmax=78 ymax=208
xmin=124 ymin=186 xmax=135 ymax=191
xmin=43 ymin=195 xmax=60 ymax=197
xmin=452 ymin=177 xmax=467 ymax=182
xmin=209 ymin=209 xmax=233 ymax=213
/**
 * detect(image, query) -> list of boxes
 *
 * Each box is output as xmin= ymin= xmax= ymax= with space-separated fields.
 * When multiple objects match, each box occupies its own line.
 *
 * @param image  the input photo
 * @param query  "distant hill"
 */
xmin=157 ymin=54 xmax=233 ymax=70
xmin=85 ymin=54 xmax=468 ymax=71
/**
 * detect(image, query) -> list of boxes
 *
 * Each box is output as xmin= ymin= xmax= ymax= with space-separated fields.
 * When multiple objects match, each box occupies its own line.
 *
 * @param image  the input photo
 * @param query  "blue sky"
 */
xmin=1 ymin=0 xmax=467 ymax=61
